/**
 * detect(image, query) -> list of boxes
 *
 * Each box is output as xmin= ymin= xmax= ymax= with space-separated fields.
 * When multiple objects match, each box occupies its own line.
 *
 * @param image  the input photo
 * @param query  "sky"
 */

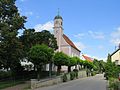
xmin=16 ymin=0 xmax=120 ymax=61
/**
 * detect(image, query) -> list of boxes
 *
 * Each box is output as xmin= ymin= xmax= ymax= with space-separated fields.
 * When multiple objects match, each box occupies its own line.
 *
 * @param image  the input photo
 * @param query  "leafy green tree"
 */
xmin=83 ymin=60 xmax=94 ymax=71
xmin=53 ymin=52 xmax=69 ymax=73
xmin=20 ymin=30 xmax=58 ymax=77
xmin=93 ymin=59 xmax=106 ymax=73
xmin=66 ymin=57 xmax=77 ymax=72
xmin=37 ymin=30 xmax=58 ymax=50
xmin=28 ymin=44 xmax=54 ymax=80
xmin=78 ymin=59 xmax=84 ymax=69
xmin=105 ymin=54 xmax=120 ymax=79
xmin=0 ymin=0 xmax=26 ymax=71
xmin=72 ymin=57 xmax=80 ymax=69
xmin=20 ymin=30 xmax=58 ymax=53
xmin=19 ymin=29 xmax=35 ymax=56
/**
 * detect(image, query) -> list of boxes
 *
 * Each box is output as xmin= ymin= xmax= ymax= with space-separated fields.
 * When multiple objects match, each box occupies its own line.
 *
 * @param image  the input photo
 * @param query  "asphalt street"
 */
xmin=36 ymin=74 xmax=107 ymax=90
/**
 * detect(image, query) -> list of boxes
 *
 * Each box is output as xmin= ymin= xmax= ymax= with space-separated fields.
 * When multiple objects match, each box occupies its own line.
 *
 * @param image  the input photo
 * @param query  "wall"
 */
xmin=71 ymin=47 xmax=80 ymax=57
xmin=31 ymin=70 xmax=87 ymax=89
xmin=111 ymin=50 xmax=120 ymax=65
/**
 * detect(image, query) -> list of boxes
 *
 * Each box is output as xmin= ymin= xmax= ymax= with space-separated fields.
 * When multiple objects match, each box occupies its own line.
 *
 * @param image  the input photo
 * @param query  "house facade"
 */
xmin=111 ymin=48 xmax=120 ymax=65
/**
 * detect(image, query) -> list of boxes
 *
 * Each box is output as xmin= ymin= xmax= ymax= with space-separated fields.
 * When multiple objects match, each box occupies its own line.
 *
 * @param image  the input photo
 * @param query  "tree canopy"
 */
xmin=0 ymin=0 xmax=26 ymax=70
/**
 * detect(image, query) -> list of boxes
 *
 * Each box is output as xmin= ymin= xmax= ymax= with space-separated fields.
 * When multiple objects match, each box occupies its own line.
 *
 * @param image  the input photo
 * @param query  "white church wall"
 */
xmin=71 ymin=47 xmax=80 ymax=57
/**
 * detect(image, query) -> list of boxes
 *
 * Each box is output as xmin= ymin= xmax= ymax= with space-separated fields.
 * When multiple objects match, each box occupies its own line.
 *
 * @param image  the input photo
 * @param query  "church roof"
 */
xmin=63 ymin=34 xmax=80 ymax=52
xmin=82 ymin=55 xmax=93 ymax=62
xmin=54 ymin=15 xmax=63 ymax=20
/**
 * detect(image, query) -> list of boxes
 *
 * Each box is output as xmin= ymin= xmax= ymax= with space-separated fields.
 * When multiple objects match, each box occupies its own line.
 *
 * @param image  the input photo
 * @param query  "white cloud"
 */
xmin=74 ymin=31 xmax=104 ymax=39
xmin=98 ymin=45 xmax=104 ymax=49
xmin=34 ymin=21 xmax=54 ymax=32
xmin=88 ymin=31 xmax=105 ymax=39
xmin=74 ymin=33 xmax=85 ymax=39
xmin=110 ymin=27 xmax=120 ymax=45
xmin=74 ymin=42 xmax=86 ymax=50
xmin=25 ymin=11 xmax=33 ymax=16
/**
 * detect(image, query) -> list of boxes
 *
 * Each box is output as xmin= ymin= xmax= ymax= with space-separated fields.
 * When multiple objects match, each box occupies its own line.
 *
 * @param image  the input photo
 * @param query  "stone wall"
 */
xmin=31 ymin=70 xmax=86 ymax=89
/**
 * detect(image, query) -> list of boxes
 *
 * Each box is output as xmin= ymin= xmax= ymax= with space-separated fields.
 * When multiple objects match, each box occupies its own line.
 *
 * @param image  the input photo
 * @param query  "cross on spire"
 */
xmin=58 ymin=8 xmax=60 ymax=16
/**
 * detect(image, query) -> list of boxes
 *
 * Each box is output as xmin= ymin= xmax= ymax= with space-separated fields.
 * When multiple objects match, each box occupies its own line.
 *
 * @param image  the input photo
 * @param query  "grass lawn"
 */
xmin=0 ymin=80 xmax=25 ymax=89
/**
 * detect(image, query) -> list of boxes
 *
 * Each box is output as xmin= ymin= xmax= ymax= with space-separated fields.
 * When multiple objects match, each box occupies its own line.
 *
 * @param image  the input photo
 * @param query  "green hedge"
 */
xmin=0 ymin=71 xmax=11 ymax=80
xmin=62 ymin=73 xmax=67 ymax=82
xmin=109 ymin=78 xmax=120 ymax=90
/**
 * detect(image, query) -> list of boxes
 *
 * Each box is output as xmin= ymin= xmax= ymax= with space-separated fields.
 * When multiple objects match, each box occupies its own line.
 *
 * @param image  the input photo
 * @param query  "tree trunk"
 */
xmin=75 ymin=65 xmax=77 ymax=69
xmin=68 ymin=66 xmax=71 ymax=72
xmin=49 ymin=62 xmax=52 ymax=78
xmin=37 ymin=66 xmax=41 ymax=81
xmin=57 ymin=65 xmax=61 ymax=74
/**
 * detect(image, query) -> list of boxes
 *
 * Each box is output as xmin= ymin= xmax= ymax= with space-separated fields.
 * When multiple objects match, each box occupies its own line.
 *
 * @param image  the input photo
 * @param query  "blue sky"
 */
xmin=16 ymin=0 xmax=120 ymax=61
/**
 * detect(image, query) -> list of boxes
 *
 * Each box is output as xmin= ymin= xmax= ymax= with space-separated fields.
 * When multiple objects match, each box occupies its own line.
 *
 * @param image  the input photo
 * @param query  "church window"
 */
xmin=61 ymin=22 xmax=62 ymax=25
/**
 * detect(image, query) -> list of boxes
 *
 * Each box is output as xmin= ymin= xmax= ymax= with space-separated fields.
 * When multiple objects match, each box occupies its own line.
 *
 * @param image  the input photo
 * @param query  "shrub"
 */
xmin=73 ymin=69 xmax=78 ymax=78
xmin=73 ymin=69 xmax=78 ymax=72
xmin=109 ymin=78 xmax=120 ymax=90
xmin=62 ymin=73 xmax=67 ymax=82
xmin=91 ymin=71 xmax=96 ymax=76
xmin=0 ymin=71 xmax=11 ymax=80
xmin=70 ymin=72 xmax=75 ymax=80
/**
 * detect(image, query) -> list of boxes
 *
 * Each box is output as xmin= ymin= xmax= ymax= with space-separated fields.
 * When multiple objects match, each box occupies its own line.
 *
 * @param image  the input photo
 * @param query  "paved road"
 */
xmin=36 ymin=74 xmax=107 ymax=90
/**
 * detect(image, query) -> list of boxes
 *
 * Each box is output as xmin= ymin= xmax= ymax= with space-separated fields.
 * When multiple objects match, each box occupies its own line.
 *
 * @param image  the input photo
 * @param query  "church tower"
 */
xmin=53 ymin=13 xmax=63 ymax=52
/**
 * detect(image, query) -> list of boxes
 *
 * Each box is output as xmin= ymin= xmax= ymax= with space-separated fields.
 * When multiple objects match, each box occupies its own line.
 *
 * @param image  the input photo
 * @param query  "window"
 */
xmin=115 ymin=60 xmax=119 ymax=65
xmin=61 ymin=22 xmax=63 ymax=25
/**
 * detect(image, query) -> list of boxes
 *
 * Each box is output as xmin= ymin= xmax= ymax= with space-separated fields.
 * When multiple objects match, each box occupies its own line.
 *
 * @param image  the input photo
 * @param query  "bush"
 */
xmin=62 ymin=73 xmax=67 ymax=82
xmin=70 ymin=72 xmax=76 ymax=80
xmin=91 ymin=71 xmax=96 ymax=76
xmin=0 ymin=71 xmax=11 ymax=80
xmin=109 ymin=78 xmax=120 ymax=90
xmin=73 ymin=69 xmax=78 ymax=78
xmin=73 ymin=69 xmax=78 ymax=72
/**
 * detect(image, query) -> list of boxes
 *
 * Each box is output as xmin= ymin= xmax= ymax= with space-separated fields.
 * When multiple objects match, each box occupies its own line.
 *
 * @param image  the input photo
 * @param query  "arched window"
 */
xmin=61 ymin=22 xmax=63 ymax=25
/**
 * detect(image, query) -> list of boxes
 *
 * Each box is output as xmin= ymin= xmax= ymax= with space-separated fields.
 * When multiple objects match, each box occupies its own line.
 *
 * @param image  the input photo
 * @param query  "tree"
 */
xmin=28 ymin=44 xmax=54 ymax=80
xmin=83 ymin=60 xmax=94 ymax=71
xmin=20 ymin=30 xmax=58 ymax=53
xmin=78 ymin=59 xmax=84 ymax=69
xmin=0 ymin=0 xmax=26 ymax=72
xmin=66 ymin=57 xmax=77 ymax=72
xmin=105 ymin=54 xmax=120 ymax=79
xmin=53 ymin=52 xmax=69 ymax=73
xmin=36 ymin=30 xmax=58 ymax=50
xmin=20 ymin=30 xmax=58 ymax=77
xmin=19 ymin=29 xmax=35 ymax=57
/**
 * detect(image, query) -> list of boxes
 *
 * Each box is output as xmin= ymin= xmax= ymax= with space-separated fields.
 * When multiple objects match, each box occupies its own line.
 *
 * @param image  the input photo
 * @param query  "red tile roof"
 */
xmin=63 ymin=34 xmax=80 ymax=52
xmin=82 ymin=55 xmax=93 ymax=62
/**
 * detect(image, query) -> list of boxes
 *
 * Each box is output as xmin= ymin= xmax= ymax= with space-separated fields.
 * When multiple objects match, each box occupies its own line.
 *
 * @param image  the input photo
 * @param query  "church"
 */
xmin=46 ymin=14 xmax=81 ymax=72
xmin=53 ymin=14 xmax=81 ymax=57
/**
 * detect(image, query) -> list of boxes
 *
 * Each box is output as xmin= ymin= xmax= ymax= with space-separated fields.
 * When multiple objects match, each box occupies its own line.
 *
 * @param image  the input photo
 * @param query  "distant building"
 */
xmin=53 ymin=14 xmax=81 ymax=57
xmin=111 ymin=47 xmax=120 ymax=65
xmin=82 ymin=55 xmax=94 ymax=62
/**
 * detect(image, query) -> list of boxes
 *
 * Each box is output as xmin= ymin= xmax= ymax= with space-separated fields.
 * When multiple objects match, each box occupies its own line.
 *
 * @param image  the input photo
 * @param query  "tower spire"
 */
xmin=58 ymin=8 xmax=60 ymax=16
